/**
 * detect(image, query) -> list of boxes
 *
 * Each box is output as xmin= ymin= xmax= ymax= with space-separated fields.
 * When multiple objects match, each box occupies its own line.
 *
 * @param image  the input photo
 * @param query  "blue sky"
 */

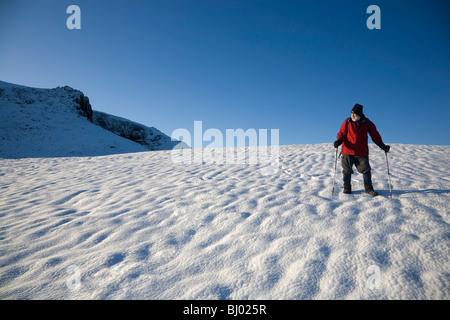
xmin=1 ymin=0 xmax=449 ymax=146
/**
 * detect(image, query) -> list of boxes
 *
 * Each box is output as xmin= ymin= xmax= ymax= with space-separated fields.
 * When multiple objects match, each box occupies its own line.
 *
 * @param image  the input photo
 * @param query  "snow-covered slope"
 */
xmin=0 ymin=143 xmax=448 ymax=299
xmin=0 ymin=81 xmax=178 ymax=158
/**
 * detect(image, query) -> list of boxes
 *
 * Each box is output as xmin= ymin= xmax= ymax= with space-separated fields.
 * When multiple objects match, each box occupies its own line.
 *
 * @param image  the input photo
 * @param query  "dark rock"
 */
xmin=75 ymin=93 xmax=93 ymax=121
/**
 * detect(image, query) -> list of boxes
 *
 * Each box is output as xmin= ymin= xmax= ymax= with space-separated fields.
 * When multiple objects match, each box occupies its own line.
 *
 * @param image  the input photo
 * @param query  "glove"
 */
xmin=378 ymin=142 xmax=390 ymax=153
xmin=334 ymin=140 xmax=343 ymax=148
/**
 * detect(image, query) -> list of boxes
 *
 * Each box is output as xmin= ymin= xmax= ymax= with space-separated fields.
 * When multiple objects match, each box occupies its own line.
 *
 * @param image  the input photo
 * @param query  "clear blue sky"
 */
xmin=1 ymin=0 xmax=449 ymax=146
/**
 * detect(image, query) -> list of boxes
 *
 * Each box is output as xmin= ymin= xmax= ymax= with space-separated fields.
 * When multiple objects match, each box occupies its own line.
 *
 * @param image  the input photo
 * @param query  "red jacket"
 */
xmin=337 ymin=117 xmax=382 ymax=156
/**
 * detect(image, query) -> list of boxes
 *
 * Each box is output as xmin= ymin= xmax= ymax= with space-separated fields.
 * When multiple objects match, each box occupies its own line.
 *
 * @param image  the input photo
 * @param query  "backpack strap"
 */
xmin=345 ymin=117 xmax=351 ymax=134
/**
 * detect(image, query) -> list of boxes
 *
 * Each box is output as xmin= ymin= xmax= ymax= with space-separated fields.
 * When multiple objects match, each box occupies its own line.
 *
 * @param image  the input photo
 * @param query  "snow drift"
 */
xmin=0 ymin=142 xmax=449 ymax=299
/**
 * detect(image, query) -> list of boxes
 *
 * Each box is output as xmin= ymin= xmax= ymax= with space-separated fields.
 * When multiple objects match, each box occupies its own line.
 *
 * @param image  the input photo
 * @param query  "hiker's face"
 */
xmin=351 ymin=112 xmax=361 ymax=122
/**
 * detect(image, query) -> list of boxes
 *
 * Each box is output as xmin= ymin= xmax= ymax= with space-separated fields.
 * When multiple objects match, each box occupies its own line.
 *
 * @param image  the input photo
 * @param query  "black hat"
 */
xmin=352 ymin=104 xmax=363 ymax=116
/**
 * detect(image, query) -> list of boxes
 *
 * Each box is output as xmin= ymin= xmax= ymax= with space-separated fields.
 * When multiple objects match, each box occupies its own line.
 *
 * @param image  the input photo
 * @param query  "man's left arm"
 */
xmin=369 ymin=121 xmax=390 ymax=152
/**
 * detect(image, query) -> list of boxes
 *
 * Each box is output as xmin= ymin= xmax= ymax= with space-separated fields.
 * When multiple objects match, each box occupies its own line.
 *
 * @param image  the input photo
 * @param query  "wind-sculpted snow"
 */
xmin=0 ymin=144 xmax=448 ymax=299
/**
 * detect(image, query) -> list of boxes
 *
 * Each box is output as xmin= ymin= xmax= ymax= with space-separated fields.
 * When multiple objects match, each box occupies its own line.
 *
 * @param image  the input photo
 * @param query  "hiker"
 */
xmin=333 ymin=104 xmax=390 ymax=196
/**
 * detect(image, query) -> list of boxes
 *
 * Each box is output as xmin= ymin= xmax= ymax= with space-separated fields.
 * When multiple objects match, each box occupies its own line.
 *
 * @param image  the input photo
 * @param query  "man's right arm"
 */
xmin=334 ymin=120 xmax=347 ymax=148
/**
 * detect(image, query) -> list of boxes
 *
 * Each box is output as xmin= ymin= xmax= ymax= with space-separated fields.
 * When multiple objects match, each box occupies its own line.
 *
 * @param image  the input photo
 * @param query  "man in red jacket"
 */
xmin=334 ymin=104 xmax=390 ymax=196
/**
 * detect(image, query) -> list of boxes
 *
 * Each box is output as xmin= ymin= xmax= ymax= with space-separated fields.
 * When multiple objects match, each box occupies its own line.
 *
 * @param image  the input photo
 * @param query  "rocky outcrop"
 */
xmin=75 ymin=93 xmax=93 ymax=121
xmin=92 ymin=111 xmax=180 ymax=151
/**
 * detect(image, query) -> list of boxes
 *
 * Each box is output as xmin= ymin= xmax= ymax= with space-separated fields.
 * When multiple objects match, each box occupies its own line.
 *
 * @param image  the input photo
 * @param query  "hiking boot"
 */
xmin=343 ymin=184 xmax=352 ymax=194
xmin=364 ymin=184 xmax=379 ymax=196
xmin=363 ymin=172 xmax=378 ymax=196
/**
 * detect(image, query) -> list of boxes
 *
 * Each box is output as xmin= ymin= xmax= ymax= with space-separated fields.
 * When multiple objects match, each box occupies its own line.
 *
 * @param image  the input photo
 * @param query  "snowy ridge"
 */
xmin=0 ymin=81 xmax=177 ymax=158
xmin=0 ymin=143 xmax=449 ymax=299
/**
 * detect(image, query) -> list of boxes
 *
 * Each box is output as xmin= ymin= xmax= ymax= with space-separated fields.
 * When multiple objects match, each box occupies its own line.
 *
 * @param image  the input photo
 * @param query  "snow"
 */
xmin=0 ymin=143 xmax=449 ymax=299
xmin=0 ymin=81 xmax=449 ymax=300
xmin=0 ymin=81 xmax=176 ymax=158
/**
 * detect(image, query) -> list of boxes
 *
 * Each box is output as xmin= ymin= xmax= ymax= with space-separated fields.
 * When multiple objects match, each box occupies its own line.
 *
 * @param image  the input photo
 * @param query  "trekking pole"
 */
xmin=332 ymin=147 xmax=339 ymax=196
xmin=385 ymin=151 xmax=393 ymax=198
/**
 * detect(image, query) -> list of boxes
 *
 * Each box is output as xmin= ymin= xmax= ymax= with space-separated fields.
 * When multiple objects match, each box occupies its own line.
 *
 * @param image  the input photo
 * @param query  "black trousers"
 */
xmin=341 ymin=154 xmax=371 ymax=175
